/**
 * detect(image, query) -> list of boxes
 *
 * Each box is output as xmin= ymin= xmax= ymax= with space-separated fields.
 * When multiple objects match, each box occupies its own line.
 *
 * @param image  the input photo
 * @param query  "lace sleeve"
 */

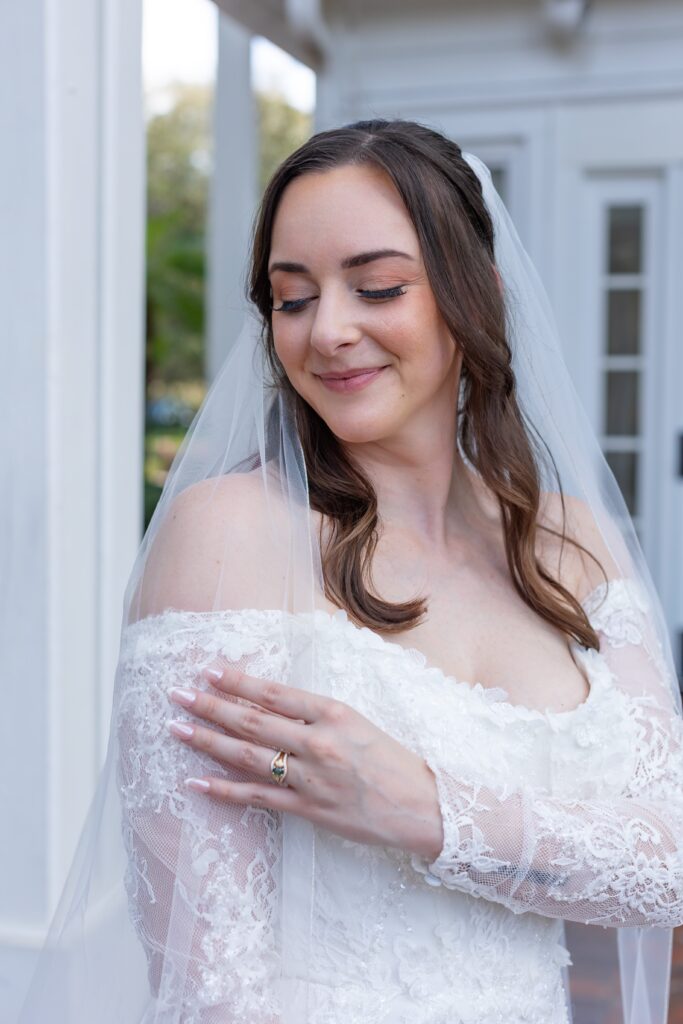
xmin=115 ymin=611 xmax=286 ymax=1023
xmin=409 ymin=578 xmax=683 ymax=928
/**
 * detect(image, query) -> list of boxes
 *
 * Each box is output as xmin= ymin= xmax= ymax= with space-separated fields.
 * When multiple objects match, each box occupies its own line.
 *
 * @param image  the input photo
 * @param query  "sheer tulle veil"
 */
xmin=11 ymin=140 xmax=681 ymax=1023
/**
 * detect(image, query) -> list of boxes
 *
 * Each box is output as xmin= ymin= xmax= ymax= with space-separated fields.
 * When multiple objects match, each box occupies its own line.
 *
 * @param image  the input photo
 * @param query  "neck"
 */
xmin=342 ymin=426 xmax=486 ymax=551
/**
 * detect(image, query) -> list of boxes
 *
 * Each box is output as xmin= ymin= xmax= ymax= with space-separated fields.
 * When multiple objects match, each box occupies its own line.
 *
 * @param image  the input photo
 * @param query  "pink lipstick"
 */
xmin=316 ymin=366 xmax=388 ymax=393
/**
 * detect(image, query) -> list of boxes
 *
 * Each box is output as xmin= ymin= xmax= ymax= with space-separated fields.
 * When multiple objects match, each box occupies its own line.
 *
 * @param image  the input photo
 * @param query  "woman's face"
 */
xmin=268 ymin=162 xmax=461 ymax=446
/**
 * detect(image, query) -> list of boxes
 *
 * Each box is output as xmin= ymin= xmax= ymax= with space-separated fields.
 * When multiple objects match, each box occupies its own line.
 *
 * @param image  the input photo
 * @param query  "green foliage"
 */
xmin=145 ymin=82 xmax=312 ymax=388
xmin=147 ymin=83 xmax=213 ymax=222
xmin=143 ymin=79 xmax=312 ymax=528
xmin=145 ymin=84 xmax=212 ymax=386
xmin=256 ymin=90 xmax=312 ymax=194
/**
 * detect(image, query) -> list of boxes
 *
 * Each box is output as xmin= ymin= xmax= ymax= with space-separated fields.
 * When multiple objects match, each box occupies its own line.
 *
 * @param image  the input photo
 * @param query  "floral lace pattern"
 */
xmin=410 ymin=579 xmax=683 ymax=929
xmin=116 ymin=610 xmax=290 ymax=1022
xmin=115 ymin=579 xmax=683 ymax=1022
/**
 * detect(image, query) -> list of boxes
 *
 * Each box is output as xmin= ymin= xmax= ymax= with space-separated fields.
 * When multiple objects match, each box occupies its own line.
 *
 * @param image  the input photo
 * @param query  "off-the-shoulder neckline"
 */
xmin=125 ymin=577 xmax=637 ymax=721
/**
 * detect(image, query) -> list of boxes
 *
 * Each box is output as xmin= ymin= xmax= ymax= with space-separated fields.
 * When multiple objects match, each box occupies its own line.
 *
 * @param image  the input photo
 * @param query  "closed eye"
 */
xmin=272 ymin=285 xmax=406 ymax=314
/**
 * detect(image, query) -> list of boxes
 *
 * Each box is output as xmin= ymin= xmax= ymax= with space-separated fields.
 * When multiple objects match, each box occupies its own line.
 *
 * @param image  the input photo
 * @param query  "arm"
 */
xmin=117 ymin=476 xmax=287 ymax=1021
xmin=410 ymin=573 xmax=683 ymax=927
xmin=116 ymin=615 xmax=283 ymax=1021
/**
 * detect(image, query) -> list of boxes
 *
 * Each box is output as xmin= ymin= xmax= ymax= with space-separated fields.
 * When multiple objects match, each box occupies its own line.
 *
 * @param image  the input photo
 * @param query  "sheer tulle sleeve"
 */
xmin=114 ymin=478 xmax=297 ymax=1020
xmin=115 ymin=610 xmax=288 ymax=1022
xmin=409 ymin=577 xmax=683 ymax=928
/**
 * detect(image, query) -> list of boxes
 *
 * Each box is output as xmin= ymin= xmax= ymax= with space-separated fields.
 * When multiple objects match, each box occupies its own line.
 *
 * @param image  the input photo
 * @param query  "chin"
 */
xmin=319 ymin=414 xmax=395 ymax=446
xmin=293 ymin=385 xmax=398 ymax=444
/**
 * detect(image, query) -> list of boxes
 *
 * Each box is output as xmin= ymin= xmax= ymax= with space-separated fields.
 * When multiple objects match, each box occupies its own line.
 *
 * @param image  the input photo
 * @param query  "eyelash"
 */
xmin=272 ymin=286 xmax=406 ymax=314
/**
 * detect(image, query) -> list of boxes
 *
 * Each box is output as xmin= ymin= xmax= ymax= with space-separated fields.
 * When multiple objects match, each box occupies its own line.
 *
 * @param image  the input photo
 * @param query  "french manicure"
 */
xmin=169 ymin=687 xmax=196 ymax=706
xmin=167 ymin=720 xmax=194 ymax=738
xmin=186 ymin=777 xmax=210 ymax=791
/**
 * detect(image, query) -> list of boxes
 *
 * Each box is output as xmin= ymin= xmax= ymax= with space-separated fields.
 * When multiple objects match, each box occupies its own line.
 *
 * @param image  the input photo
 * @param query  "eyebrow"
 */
xmin=268 ymin=248 xmax=416 ymax=276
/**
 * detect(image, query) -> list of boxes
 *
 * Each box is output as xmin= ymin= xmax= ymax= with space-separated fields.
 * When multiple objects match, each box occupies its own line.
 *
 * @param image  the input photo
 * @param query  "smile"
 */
xmin=316 ymin=367 xmax=388 ymax=393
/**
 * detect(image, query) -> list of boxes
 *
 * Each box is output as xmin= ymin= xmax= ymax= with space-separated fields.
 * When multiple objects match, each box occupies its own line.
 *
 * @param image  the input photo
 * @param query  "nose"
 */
xmin=309 ymin=285 xmax=362 ymax=357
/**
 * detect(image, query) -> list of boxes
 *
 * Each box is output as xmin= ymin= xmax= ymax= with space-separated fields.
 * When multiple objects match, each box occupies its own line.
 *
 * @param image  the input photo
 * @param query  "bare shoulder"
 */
xmin=138 ymin=469 xmax=289 ymax=616
xmin=166 ymin=470 xmax=270 ymax=536
xmin=536 ymin=490 xmax=622 ymax=602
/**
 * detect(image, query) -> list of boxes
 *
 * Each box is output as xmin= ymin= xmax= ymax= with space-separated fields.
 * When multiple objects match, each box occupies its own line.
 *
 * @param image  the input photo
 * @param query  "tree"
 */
xmin=143 ymin=79 xmax=312 ymax=526
xmin=145 ymin=81 xmax=312 ymax=389
xmin=145 ymin=82 xmax=212 ymax=388
xmin=256 ymin=89 xmax=312 ymax=194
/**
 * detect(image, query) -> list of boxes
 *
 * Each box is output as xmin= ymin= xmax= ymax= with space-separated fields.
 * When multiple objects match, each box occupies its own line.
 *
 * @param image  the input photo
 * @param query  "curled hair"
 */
xmin=248 ymin=117 xmax=605 ymax=649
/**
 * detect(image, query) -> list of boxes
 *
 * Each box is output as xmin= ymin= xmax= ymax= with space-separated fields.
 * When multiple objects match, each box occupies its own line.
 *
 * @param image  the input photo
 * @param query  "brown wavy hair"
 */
xmin=247 ymin=117 xmax=606 ymax=650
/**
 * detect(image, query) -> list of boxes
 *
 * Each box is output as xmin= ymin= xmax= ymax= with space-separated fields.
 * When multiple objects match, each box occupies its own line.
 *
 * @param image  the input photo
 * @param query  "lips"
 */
xmin=317 ymin=366 xmax=388 ymax=380
xmin=315 ymin=365 xmax=389 ymax=394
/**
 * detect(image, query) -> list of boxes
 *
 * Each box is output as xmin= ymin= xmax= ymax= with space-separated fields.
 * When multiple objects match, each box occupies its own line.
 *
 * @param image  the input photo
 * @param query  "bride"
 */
xmin=16 ymin=118 xmax=683 ymax=1024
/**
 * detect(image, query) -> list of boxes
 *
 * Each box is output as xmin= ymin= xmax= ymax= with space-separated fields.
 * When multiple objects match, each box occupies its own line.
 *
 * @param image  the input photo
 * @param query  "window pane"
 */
xmin=605 ymin=370 xmax=639 ymax=435
xmin=606 ymin=289 xmax=641 ymax=355
xmin=607 ymin=205 xmax=642 ymax=274
xmin=606 ymin=451 xmax=639 ymax=516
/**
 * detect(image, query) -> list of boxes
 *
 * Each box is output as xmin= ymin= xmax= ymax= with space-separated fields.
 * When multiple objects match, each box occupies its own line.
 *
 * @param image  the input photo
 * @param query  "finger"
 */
xmin=168 ymin=719 xmax=300 ymax=787
xmin=169 ymin=686 xmax=307 ymax=755
xmin=185 ymin=774 xmax=302 ymax=813
xmin=202 ymin=663 xmax=325 ymax=724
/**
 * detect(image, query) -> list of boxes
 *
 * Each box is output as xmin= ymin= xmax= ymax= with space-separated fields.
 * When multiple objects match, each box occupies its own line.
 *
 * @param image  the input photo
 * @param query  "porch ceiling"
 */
xmin=212 ymin=0 xmax=324 ymax=69
xmin=211 ymin=0 xmax=590 ymax=71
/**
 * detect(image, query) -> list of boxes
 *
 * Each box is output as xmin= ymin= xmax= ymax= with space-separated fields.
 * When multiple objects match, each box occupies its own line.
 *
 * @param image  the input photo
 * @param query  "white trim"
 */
xmin=212 ymin=0 xmax=324 ymax=69
xmin=44 ymin=0 xmax=101 ymax=913
xmin=580 ymin=173 xmax=665 ymax=578
xmin=96 ymin=0 xmax=146 ymax=755
xmin=342 ymin=69 xmax=683 ymax=114
xmin=206 ymin=13 xmax=257 ymax=380
xmin=45 ymin=0 xmax=145 ymax=911
xmin=284 ymin=0 xmax=333 ymax=63
xmin=659 ymin=163 xmax=683 ymax=642
xmin=0 ymin=0 xmax=145 ymax=951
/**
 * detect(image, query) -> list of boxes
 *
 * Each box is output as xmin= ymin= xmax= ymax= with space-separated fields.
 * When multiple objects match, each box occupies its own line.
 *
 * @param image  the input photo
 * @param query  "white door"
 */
xmin=555 ymin=97 xmax=683 ymax=681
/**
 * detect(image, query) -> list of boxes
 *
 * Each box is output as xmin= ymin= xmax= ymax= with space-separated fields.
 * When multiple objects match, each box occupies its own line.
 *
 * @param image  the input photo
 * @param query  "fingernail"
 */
xmin=203 ymin=667 xmax=223 ymax=683
xmin=169 ymin=687 xmax=196 ymax=706
xmin=186 ymin=777 xmax=210 ymax=791
xmin=167 ymin=720 xmax=194 ymax=738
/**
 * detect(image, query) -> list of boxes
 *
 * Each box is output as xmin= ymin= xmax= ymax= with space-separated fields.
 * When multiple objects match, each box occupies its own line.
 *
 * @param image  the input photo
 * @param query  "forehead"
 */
xmin=269 ymin=163 xmax=419 ymax=267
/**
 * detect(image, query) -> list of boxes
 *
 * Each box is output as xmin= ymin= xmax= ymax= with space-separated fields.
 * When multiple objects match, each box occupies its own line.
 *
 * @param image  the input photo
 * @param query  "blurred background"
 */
xmin=142 ymin=1 xmax=315 ymax=527
xmin=1 ymin=0 xmax=682 ymax=1018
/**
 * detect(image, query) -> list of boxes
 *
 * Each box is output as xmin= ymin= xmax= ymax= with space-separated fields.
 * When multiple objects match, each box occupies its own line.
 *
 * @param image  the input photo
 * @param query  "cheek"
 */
xmin=394 ymin=330 xmax=457 ymax=393
xmin=273 ymin=328 xmax=306 ymax=376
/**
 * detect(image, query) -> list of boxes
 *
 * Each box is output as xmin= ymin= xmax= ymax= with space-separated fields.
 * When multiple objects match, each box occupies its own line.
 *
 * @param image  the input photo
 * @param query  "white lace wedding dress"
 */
xmin=116 ymin=577 xmax=683 ymax=1023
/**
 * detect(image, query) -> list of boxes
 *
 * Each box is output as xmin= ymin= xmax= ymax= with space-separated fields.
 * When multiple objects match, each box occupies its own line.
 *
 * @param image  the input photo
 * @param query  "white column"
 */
xmin=206 ymin=12 xmax=257 ymax=380
xmin=0 ymin=0 xmax=145 ymax=1010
